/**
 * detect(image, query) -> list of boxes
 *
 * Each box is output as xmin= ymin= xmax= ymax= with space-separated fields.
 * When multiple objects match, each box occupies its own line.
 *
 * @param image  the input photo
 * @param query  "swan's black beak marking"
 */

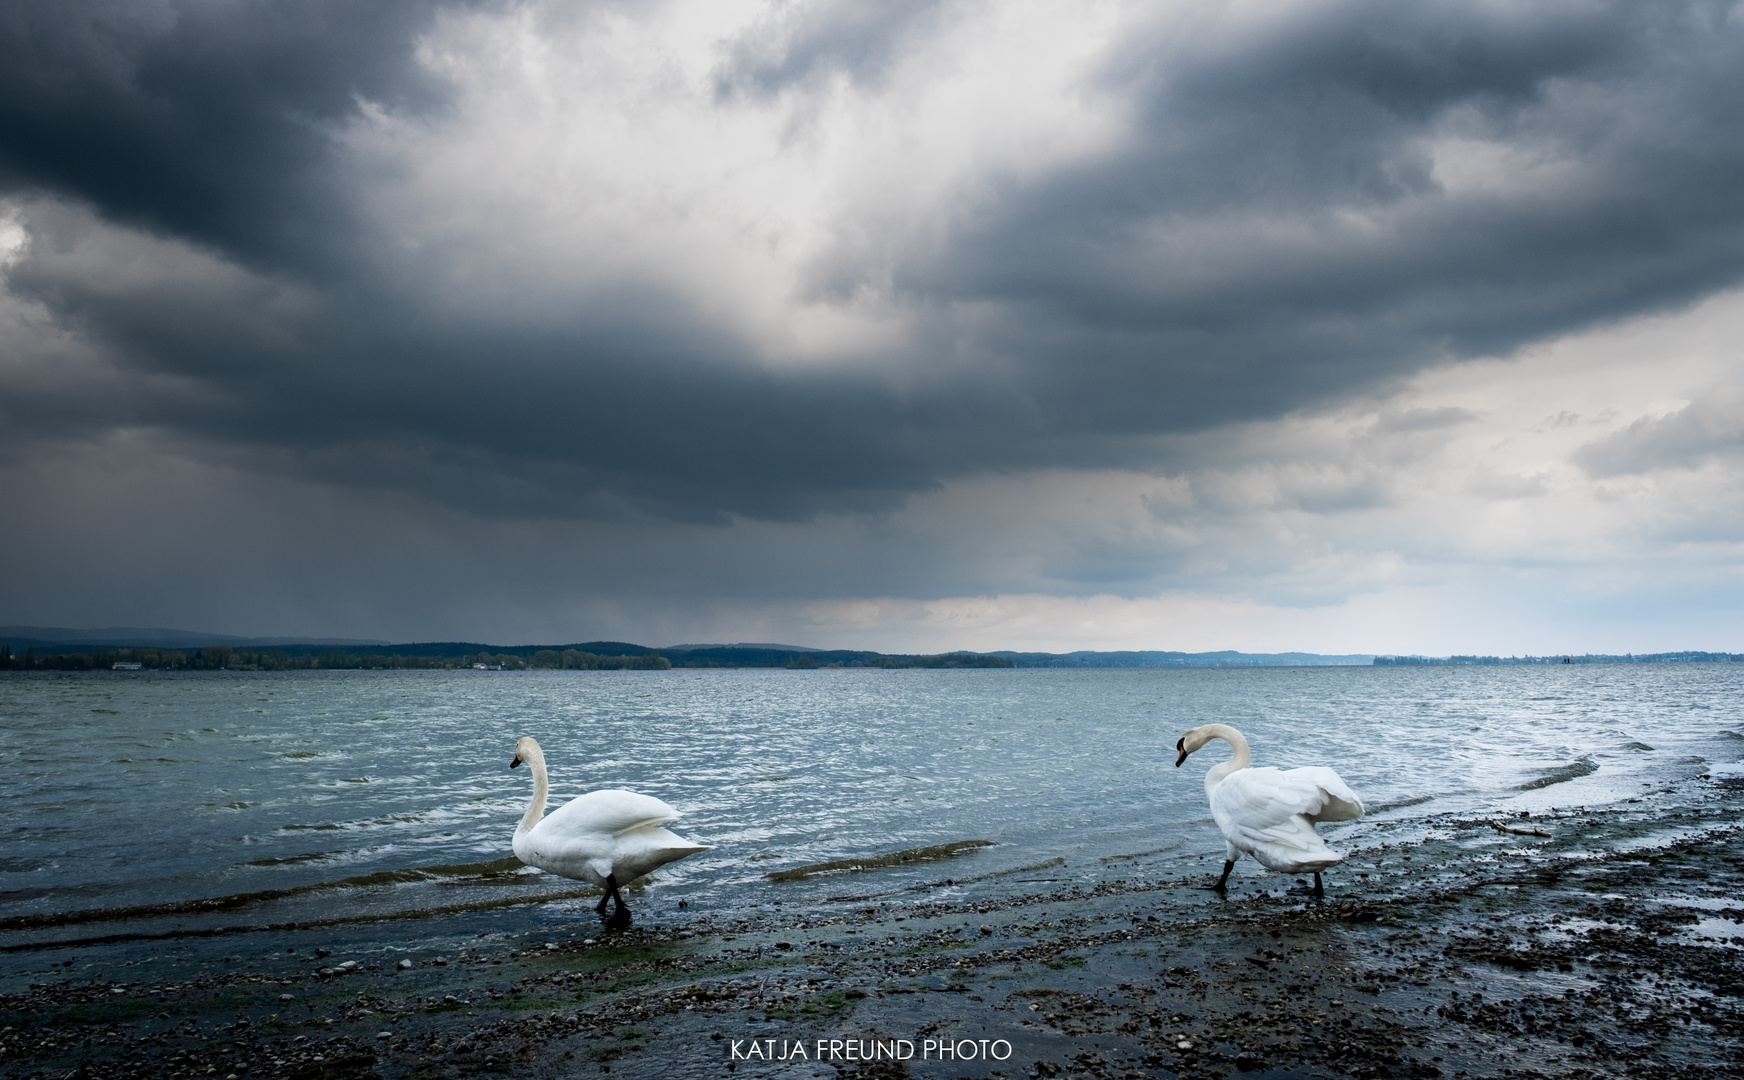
xmin=510 ymin=756 xmax=522 ymax=769
xmin=1174 ymin=737 xmax=1187 ymax=768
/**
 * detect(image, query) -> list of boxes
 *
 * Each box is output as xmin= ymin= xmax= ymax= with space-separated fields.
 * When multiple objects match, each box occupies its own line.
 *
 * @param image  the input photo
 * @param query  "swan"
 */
xmin=509 ymin=736 xmax=710 ymax=926
xmin=1175 ymin=723 xmax=1362 ymax=897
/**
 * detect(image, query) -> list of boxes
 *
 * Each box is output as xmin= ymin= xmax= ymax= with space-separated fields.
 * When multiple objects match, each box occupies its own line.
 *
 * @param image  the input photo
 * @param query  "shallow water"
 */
xmin=2 ymin=664 xmax=1740 ymax=966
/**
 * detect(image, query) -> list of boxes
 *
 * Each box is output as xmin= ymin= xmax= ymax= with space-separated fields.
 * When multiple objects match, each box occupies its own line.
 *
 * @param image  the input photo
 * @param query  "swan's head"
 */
xmin=1174 ymin=725 xmax=1215 ymax=767
xmin=509 ymin=736 xmax=543 ymax=770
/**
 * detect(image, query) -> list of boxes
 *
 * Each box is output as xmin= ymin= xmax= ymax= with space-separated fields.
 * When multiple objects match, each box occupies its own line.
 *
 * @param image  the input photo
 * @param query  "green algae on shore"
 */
xmin=765 ymin=840 xmax=996 ymax=883
xmin=8 ymin=790 xmax=1742 ymax=1080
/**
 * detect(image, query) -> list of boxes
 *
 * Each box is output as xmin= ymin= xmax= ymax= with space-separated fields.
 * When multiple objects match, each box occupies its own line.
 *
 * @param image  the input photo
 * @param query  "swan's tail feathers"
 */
xmin=611 ymin=826 xmax=712 ymax=883
xmin=1244 ymin=830 xmax=1344 ymax=874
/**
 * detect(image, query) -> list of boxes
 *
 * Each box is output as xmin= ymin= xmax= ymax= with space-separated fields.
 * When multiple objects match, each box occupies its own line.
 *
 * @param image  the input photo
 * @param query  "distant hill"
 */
xmin=8 ymin=626 xmax=1737 ymax=670
xmin=377 ymin=640 xmax=660 ymax=659
xmin=661 ymin=642 xmax=825 ymax=653
xmin=991 ymin=649 xmax=1375 ymax=668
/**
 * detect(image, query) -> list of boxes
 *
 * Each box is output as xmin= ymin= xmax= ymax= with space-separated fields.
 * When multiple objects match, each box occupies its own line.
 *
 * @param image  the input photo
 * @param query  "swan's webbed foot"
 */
xmin=1286 ymin=873 xmax=1326 ymax=898
xmin=598 ymin=873 xmax=631 ymax=927
xmin=1201 ymin=860 xmax=1235 ymax=893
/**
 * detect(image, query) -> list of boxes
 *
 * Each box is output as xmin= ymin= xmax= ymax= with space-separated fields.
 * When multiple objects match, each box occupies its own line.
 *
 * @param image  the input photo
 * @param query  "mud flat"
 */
xmin=4 ymin=780 xmax=1742 ymax=1080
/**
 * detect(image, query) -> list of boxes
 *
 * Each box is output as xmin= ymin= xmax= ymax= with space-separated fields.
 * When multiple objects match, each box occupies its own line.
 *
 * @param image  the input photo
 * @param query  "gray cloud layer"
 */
xmin=6 ymin=0 xmax=1743 ymax=524
xmin=2 ymin=0 xmax=1743 ymax=644
xmin=1578 ymin=385 xmax=1744 ymax=476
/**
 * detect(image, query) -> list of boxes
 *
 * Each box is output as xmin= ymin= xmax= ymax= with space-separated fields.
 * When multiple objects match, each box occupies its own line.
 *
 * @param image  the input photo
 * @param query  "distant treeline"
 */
xmin=662 ymin=647 xmax=1011 ymax=669
xmin=470 ymin=650 xmax=671 ymax=670
xmin=993 ymin=649 xmax=1374 ymax=668
xmin=0 ymin=641 xmax=1008 ymax=671
xmin=1375 ymin=652 xmax=1744 ymax=666
xmin=0 ymin=644 xmax=668 ymax=671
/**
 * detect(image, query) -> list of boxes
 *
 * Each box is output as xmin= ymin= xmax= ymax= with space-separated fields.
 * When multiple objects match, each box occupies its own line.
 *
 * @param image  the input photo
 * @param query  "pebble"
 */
xmin=9 ymin=813 xmax=1738 ymax=1080
xmin=398 ymin=959 xmax=414 ymax=969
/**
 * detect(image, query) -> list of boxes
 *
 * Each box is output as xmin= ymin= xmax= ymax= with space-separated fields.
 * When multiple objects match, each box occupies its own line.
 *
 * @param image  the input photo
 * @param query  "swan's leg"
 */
xmin=602 ymin=874 xmax=632 ymax=930
xmin=600 ymin=873 xmax=630 ymax=916
xmin=596 ymin=873 xmax=624 ymax=917
xmin=1313 ymin=872 xmax=1324 ymax=898
xmin=1203 ymin=860 xmax=1234 ymax=892
xmin=1287 ymin=872 xmax=1328 ymax=898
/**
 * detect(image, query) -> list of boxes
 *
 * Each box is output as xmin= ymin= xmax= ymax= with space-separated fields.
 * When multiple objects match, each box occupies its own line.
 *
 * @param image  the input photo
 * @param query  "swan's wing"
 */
xmin=1279 ymin=766 xmax=1363 ymax=822
xmin=541 ymin=789 xmax=682 ymax=837
xmin=1210 ymin=766 xmax=1361 ymax=865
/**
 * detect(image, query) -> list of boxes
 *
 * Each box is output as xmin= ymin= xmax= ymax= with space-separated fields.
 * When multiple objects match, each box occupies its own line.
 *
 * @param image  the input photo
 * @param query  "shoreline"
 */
xmin=4 ymin=791 xmax=1741 ymax=1080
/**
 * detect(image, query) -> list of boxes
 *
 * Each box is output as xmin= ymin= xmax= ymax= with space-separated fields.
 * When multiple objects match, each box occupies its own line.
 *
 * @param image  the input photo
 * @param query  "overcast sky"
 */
xmin=3 ymin=0 xmax=1743 ymax=653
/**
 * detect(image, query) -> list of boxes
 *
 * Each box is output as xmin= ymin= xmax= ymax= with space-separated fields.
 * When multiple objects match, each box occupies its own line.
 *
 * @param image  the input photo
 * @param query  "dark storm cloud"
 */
xmin=0 ymin=0 xmax=480 ymax=271
xmin=4 ymin=0 xmax=1744 ymax=526
xmin=918 ymin=1 xmax=1744 ymax=429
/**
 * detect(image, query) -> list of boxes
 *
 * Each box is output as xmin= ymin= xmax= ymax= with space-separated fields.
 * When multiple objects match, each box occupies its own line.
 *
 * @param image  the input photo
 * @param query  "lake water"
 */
xmin=3 ymin=664 xmax=1741 ymax=974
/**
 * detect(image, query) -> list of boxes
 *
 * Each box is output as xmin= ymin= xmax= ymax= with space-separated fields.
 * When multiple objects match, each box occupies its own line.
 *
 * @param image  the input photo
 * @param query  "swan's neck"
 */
xmin=518 ymin=752 xmax=548 ymax=833
xmin=1200 ymin=723 xmax=1251 ymax=790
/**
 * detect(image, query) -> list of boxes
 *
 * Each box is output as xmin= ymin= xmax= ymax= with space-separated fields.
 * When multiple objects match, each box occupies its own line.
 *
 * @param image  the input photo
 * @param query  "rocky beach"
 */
xmin=5 ymin=776 xmax=1740 ymax=1080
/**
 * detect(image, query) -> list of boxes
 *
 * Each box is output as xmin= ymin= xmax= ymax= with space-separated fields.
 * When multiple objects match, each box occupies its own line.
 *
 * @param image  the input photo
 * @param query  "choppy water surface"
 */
xmin=2 ymin=664 xmax=1741 ymax=968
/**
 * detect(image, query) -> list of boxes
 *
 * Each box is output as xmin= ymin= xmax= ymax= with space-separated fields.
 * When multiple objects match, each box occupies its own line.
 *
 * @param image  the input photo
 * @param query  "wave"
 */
xmin=0 ymin=883 xmax=599 ymax=954
xmin=765 ymin=840 xmax=994 ymax=883
xmin=1517 ymin=758 xmax=1599 ymax=791
xmin=1100 ymin=839 xmax=1189 ymax=862
xmin=1367 ymin=794 xmax=1435 ymax=814
xmin=0 ymin=856 xmax=527 ymax=934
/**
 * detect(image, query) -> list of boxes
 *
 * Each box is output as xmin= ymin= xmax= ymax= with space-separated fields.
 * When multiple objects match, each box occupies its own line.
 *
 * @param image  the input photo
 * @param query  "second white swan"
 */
xmin=1175 ymin=723 xmax=1362 ymax=897
xmin=509 ymin=736 xmax=710 ymax=926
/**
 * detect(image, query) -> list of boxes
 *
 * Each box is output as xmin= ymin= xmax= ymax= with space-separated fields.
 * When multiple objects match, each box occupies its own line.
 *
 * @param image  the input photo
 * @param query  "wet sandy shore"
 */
xmin=4 ymin=786 xmax=1742 ymax=1080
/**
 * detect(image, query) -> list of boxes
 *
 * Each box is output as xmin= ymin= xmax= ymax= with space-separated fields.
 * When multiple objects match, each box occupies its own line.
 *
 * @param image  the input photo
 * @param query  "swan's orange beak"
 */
xmin=1174 ymin=737 xmax=1188 ymax=768
xmin=510 ymin=755 xmax=522 ymax=769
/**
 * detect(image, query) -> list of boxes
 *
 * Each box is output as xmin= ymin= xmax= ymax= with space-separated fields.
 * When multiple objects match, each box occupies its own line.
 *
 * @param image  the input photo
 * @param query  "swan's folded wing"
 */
xmin=1284 ymin=766 xmax=1363 ymax=822
xmin=1212 ymin=767 xmax=1361 ymax=836
xmin=545 ymin=789 xmax=683 ymax=837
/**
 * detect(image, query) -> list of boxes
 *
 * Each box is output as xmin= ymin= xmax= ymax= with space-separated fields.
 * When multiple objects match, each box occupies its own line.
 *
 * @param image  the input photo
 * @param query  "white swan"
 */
xmin=509 ymin=736 xmax=710 ymax=925
xmin=1175 ymin=723 xmax=1362 ymax=897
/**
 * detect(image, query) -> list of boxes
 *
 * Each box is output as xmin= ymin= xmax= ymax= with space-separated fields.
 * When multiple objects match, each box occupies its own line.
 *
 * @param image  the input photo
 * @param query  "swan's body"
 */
xmin=1175 ymin=723 xmax=1362 ymax=896
xmin=509 ymin=737 xmax=709 ymax=924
